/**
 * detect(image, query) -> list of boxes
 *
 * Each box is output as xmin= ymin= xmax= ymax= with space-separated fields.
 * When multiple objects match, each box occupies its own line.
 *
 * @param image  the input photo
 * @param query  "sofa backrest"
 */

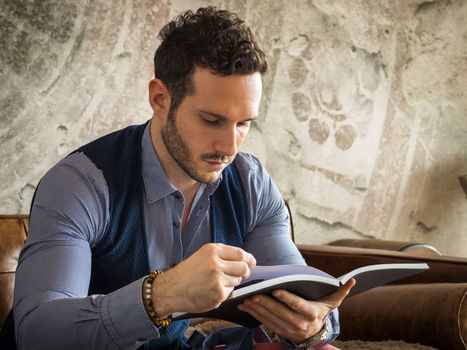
xmin=298 ymin=243 xmax=467 ymax=284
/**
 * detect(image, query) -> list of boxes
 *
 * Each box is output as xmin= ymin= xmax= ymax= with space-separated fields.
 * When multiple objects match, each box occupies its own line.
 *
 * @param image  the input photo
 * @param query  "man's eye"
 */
xmin=238 ymin=121 xmax=251 ymax=128
xmin=203 ymin=117 xmax=219 ymax=124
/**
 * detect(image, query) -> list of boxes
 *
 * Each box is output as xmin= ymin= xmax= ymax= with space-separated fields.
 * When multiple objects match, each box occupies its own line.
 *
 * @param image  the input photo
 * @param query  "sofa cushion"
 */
xmin=332 ymin=340 xmax=438 ymax=349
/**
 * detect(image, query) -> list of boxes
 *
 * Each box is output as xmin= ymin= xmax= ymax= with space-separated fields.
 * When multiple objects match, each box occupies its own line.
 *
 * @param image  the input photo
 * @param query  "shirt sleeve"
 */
xmin=235 ymin=153 xmax=304 ymax=266
xmin=13 ymin=152 xmax=160 ymax=350
xmin=234 ymin=153 xmax=340 ymax=347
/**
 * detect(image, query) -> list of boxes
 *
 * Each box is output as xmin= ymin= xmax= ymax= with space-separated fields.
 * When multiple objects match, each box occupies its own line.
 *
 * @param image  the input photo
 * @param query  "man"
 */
xmin=6 ymin=7 xmax=354 ymax=350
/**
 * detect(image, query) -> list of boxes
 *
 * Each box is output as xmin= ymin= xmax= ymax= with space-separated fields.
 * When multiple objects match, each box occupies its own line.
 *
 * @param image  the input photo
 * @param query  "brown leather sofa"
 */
xmin=1 ymin=215 xmax=466 ymax=349
xmin=0 ymin=215 xmax=27 ymax=330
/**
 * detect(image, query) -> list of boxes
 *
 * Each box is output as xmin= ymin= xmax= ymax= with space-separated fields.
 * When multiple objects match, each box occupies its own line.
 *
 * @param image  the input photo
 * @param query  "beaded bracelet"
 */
xmin=142 ymin=270 xmax=172 ymax=327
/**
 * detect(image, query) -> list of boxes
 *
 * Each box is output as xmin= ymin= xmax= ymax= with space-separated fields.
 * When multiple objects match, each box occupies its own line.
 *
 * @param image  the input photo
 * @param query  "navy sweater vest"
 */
xmin=78 ymin=122 xmax=248 ymax=349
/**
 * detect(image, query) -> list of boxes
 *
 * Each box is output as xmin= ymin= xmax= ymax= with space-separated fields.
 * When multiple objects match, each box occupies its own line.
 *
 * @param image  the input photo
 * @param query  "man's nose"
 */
xmin=215 ymin=126 xmax=238 ymax=157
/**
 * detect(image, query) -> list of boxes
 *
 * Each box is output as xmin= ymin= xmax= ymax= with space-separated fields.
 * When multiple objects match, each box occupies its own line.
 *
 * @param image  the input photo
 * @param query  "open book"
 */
xmin=173 ymin=262 xmax=429 ymax=327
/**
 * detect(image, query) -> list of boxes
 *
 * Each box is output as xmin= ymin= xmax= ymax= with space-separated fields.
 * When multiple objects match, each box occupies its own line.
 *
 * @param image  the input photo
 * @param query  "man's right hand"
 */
xmin=151 ymin=243 xmax=256 ymax=317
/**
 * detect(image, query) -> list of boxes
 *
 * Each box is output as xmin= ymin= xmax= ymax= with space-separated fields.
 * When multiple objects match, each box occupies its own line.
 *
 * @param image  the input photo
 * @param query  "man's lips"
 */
xmin=205 ymin=160 xmax=229 ymax=171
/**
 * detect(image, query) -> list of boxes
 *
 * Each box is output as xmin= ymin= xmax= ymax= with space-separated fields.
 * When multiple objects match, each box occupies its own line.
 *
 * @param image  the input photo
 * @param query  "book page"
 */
xmin=239 ymin=264 xmax=335 ymax=287
xmin=339 ymin=263 xmax=429 ymax=296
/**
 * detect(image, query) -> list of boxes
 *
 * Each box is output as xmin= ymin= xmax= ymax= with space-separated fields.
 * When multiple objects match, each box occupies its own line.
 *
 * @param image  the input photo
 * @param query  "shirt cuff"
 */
xmin=324 ymin=309 xmax=340 ymax=344
xmin=100 ymin=277 xmax=160 ymax=349
xmin=280 ymin=309 xmax=340 ymax=349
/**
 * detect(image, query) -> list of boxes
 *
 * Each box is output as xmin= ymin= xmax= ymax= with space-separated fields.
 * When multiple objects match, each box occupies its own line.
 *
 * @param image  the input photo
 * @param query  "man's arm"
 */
xmin=233 ymin=153 xmax=347 ymax=347
xmin=13 ymin=153 xmax=158 ymax=350
xmin=235 ymin=153 xmax=305 ymax=266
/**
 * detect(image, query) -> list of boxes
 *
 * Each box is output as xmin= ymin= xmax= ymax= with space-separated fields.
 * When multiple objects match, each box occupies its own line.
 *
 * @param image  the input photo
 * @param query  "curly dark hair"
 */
xmin=154 ymin=6 xmax=268 ymax=111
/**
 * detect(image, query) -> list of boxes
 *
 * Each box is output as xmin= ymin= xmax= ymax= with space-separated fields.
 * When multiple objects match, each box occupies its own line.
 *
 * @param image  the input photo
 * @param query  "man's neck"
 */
xmin=150 ymin=120 xmax=201 ymax=222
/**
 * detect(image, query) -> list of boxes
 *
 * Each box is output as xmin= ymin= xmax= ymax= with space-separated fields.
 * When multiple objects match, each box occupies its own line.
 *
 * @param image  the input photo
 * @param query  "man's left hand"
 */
xmin=237 ymin=278 xmax=355 ymax=344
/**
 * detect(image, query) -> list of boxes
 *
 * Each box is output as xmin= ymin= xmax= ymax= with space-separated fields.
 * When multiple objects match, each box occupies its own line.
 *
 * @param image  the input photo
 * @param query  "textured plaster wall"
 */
xmin=1 ymin=0 xmax=467 ymax=257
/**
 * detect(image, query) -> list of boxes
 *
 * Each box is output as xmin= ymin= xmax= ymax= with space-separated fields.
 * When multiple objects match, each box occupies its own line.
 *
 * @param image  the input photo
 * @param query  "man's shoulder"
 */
xmin=231 ymin=152 xmax=274 ymax=193
xmin=233 ymin=152 xmax=263 ymax=173
xmin=54 ymin=151 xmax=105 ymax=179
xmin=39 ymin=152 xmax=108 ymax=201
xmin=31 ymin=151 xmax=110 ymax=245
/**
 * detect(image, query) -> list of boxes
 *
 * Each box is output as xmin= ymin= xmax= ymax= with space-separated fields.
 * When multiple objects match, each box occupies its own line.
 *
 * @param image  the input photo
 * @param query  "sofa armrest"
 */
xmin=339 ymin=283 xmax=467 ymax=350
xmin=0 ymin=215 xmax=28 ymax=328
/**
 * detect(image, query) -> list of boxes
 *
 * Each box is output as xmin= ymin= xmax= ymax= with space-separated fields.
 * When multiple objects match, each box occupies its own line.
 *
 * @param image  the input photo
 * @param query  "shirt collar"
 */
xmin=141 ymin=121 xmax=221 ymax=203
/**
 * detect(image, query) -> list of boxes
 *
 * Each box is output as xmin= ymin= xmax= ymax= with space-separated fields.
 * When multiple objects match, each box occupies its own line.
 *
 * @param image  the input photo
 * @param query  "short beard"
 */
xmin=161 ymin=107 xmax=226 ymax=184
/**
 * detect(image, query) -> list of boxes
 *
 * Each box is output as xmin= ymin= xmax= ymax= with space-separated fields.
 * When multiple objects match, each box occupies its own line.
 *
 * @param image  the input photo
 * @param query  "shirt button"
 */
xmin=172 ymin=221 xmax=180 ymax=229
xmin=196 ymin=206 xmax=203 ymax=216
xmin=173 ymin=192 xmax=182 ymax=201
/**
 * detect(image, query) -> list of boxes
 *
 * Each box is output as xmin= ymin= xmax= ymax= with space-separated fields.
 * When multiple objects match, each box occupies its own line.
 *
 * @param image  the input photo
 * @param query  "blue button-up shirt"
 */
xmin=13 ymin=122 xmax=338 ymax=349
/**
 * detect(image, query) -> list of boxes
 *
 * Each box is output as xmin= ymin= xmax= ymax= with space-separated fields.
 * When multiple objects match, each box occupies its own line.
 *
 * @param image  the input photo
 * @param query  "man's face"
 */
xmin=161 ymin=68 xmax=262 ymax=184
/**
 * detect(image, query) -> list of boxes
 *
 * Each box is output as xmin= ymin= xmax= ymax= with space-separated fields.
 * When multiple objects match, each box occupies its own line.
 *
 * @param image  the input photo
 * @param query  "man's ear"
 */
xmin=149 ymin=78 xmax=171 ymax=120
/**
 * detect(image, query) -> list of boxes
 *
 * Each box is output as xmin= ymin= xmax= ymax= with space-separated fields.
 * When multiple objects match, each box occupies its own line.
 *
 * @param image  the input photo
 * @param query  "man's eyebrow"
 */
xmin=199 ymin=110 xmax=227 ymax=120
xmin=198 ymin=109 xmax=257 ymax=121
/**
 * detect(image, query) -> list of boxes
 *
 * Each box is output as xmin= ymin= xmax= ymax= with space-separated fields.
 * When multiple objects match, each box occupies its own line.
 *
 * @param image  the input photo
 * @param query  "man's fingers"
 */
xmin=222 ymin=260 xmax=252 ymax=279
xmin=200 ymin=243 xmax=256 ymax=279
xmin=318 ymin=278 xmax=356 ymax=308
xmin=249 ymin=292 xmax=311 ymax=325
xmin=238 ymin=298 xmax=296 ymax=336
xmin=222 ymin=274 xmax=244 ymax=288
xmin=238 ymin=294 xmax=324 ymax=344
xmin=272 ymin=290 xmax=313 ymax=316
xmin=216 ymin=244 xmax=257 ymax=267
